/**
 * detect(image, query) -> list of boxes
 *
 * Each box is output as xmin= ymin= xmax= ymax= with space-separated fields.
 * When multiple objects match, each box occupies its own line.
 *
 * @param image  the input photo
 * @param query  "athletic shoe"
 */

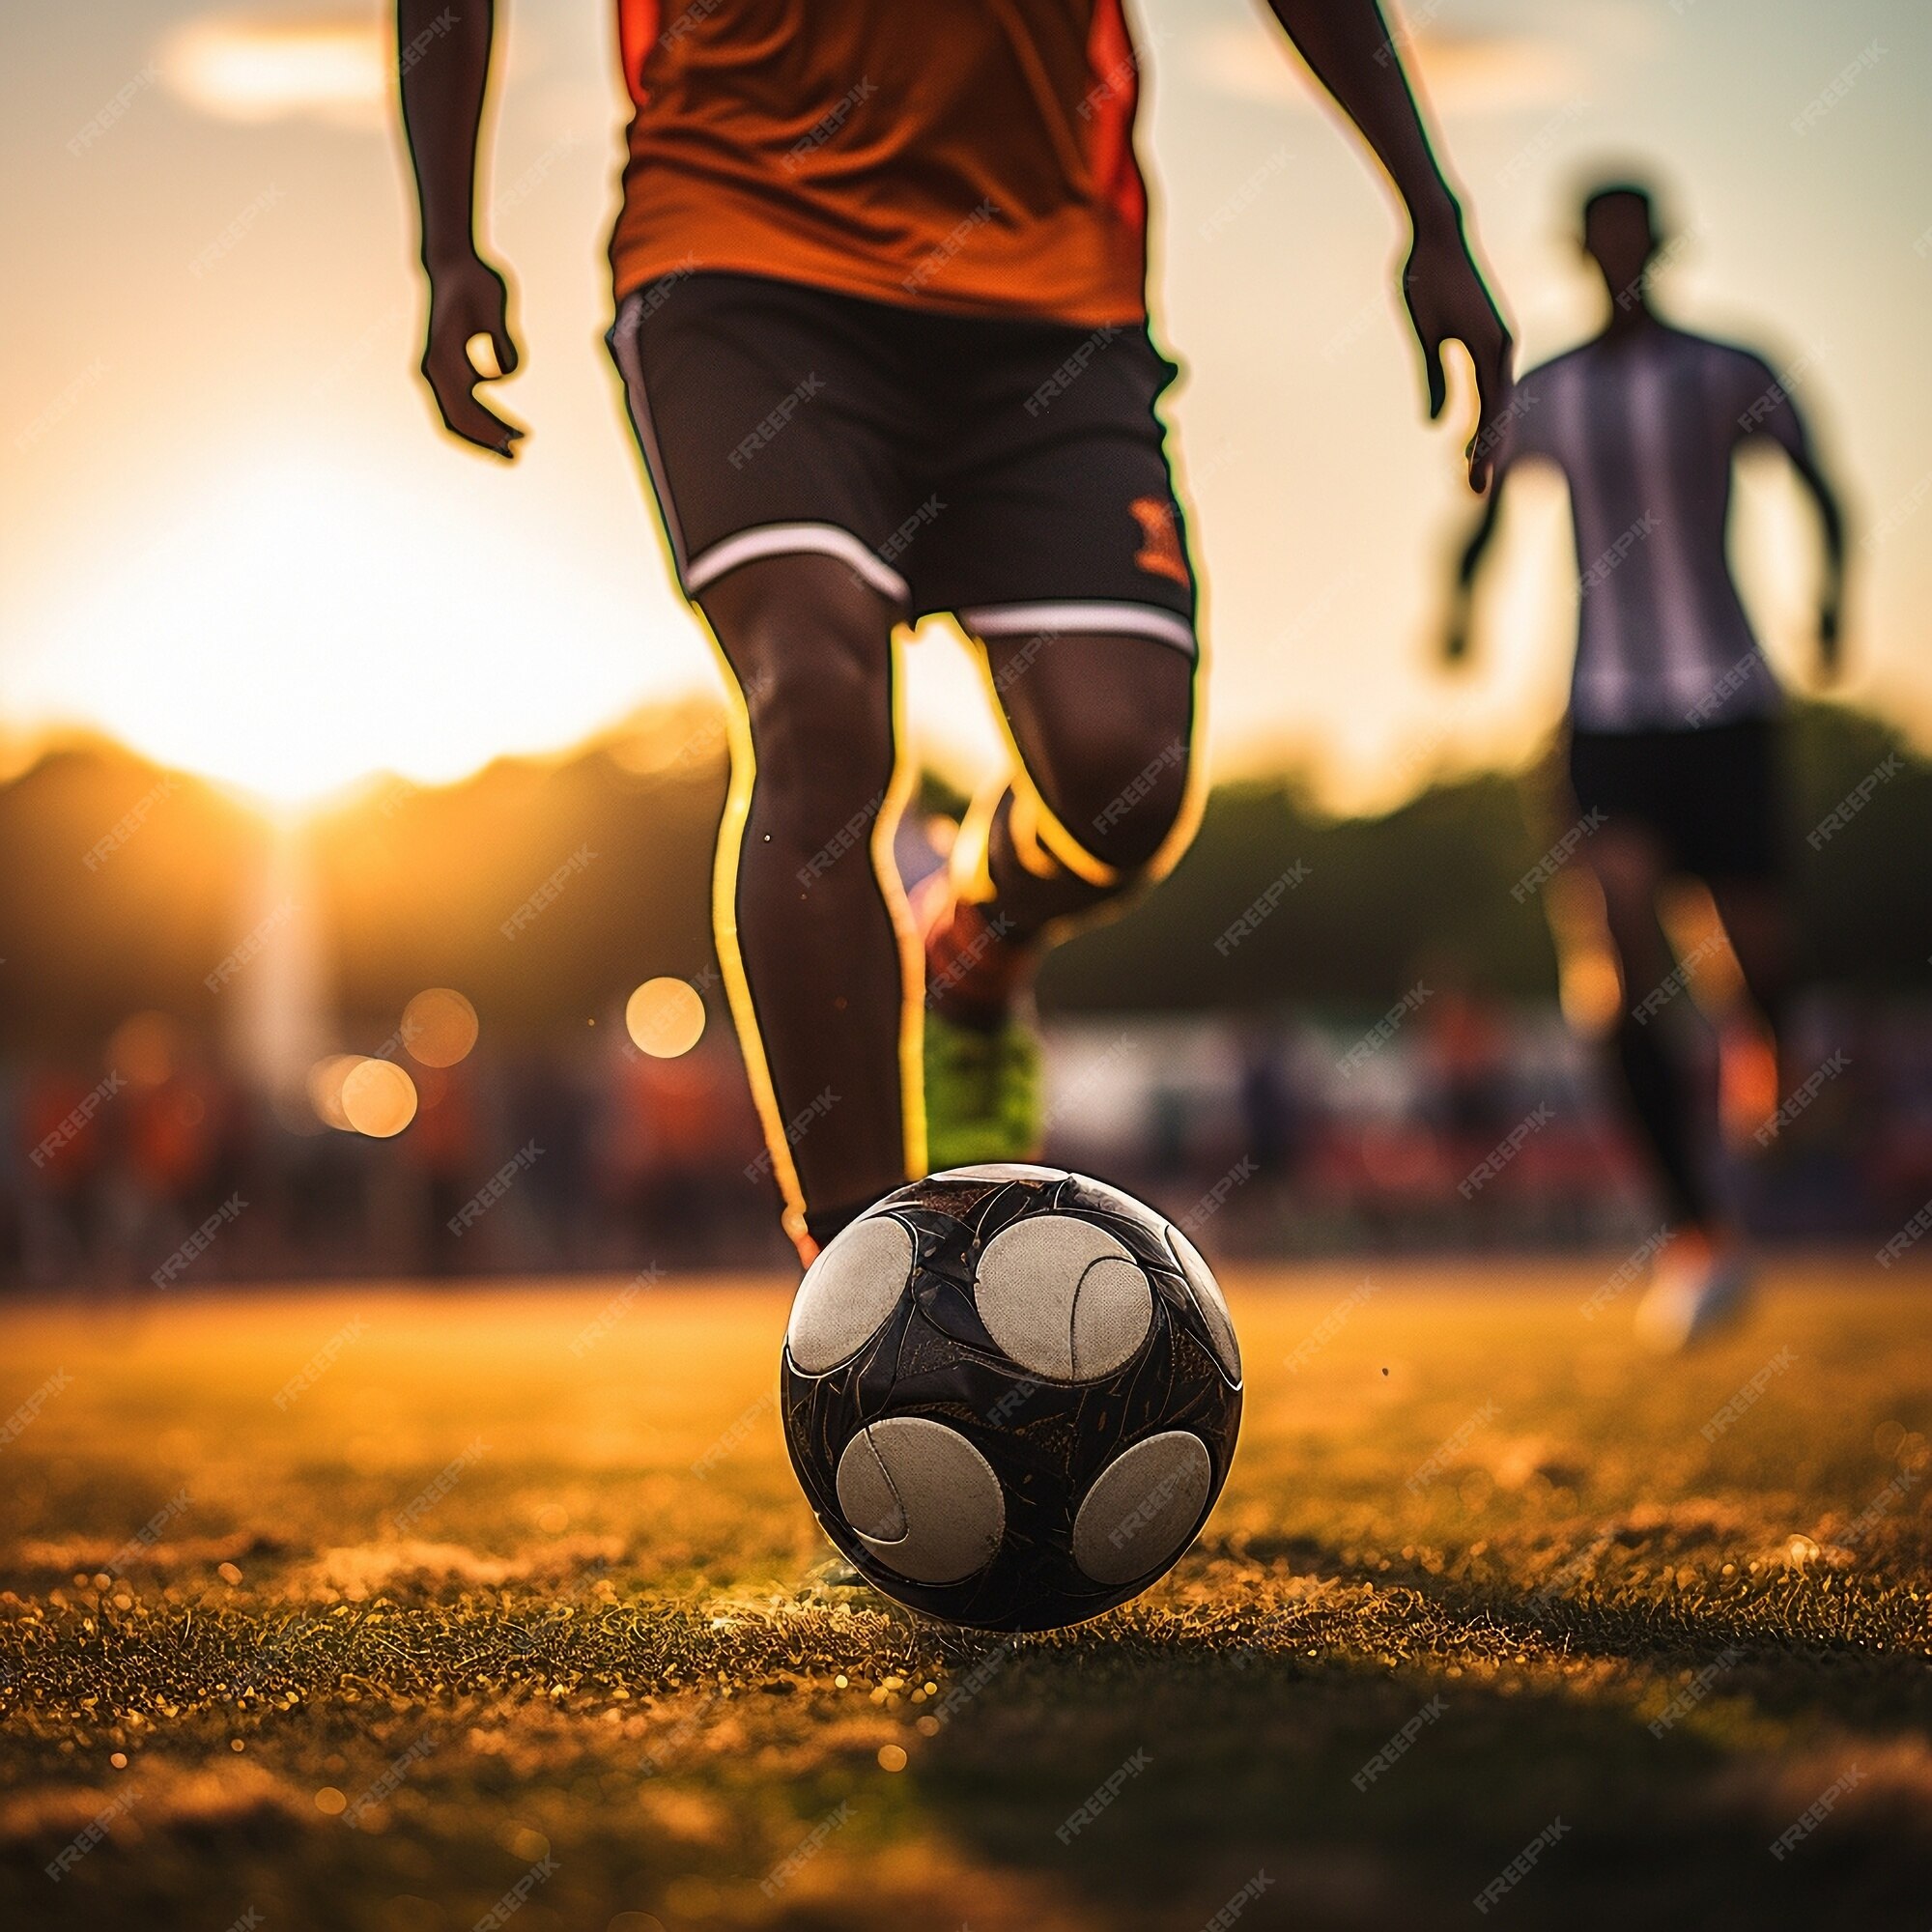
xmin=1634 ymin=1239 xmax=1754 ymax=1352
xmin=923 ymin=1005 xmax=1042 ymax=1173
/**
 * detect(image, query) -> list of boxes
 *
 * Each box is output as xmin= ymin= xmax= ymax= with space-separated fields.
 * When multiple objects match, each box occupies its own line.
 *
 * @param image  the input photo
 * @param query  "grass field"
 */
xmin=3 ymin=1260 xmax=1929 ymax=1931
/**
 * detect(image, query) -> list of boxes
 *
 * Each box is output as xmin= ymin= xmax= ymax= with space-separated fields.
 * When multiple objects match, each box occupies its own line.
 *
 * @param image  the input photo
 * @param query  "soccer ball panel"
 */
xmin=786 ymin=1214 xmax=915 ymax=1373
xmin=943 ymin=1162 xmax=1069 ymax=1184
xmin=833 ymin=1416 xmax=1005 ymax=1584
xmin=1166 ymin=1225 xmax=1241 ymax=1383
xmin=1071 ymin=1431 xmax=1213 ymax=1585
xmin=973 ymin=1215 xmax=1152 ymax=1380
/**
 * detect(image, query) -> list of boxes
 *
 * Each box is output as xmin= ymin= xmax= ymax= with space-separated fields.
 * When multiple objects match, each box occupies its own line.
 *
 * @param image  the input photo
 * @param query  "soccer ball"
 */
xmin=781 ymin=1164 xmax=1242 ymax=1631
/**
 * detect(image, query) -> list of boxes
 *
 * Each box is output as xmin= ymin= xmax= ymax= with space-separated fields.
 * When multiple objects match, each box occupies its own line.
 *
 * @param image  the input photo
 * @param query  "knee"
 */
xmin=1048 ymin=720 xmax=1192 ymax=876
xmin=705 ymin=562 xmax=896 ymax=817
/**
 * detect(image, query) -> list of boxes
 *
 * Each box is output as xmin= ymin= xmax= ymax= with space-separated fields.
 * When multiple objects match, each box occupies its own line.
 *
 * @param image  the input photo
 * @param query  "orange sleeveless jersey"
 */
xmin=611 ymin=0 xmax=1150 ymax=327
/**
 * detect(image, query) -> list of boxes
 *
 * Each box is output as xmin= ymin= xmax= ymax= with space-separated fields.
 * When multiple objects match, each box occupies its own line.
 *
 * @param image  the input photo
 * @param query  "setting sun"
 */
xmin=10 ymin=454 xmax=689 ymax=808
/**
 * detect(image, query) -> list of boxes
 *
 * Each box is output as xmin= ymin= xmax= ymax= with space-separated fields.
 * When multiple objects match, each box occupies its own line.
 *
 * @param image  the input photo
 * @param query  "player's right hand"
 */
xmin=419 ymin=253 xmax=525 ymax=458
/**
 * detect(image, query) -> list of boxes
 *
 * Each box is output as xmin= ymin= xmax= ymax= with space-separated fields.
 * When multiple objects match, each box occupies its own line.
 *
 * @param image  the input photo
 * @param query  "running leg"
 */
xmin=696 ymin=554 xmax=917 ymax=1257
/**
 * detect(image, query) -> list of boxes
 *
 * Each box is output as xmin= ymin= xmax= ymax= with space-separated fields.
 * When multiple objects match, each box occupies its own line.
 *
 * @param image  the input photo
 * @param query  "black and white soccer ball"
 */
xmin=781 ymin=1164 xmax=1242 ymax=1632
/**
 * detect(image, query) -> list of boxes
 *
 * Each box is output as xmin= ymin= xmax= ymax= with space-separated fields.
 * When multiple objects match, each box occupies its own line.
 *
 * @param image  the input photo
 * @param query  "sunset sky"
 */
xmin=6 ymin=0 xmax=1929 ymax=811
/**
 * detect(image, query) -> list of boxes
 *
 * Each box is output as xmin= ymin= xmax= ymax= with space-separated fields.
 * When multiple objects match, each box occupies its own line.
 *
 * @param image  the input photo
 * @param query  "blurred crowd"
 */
xmin=5 ymin=988 xmax=1930 ymax=1291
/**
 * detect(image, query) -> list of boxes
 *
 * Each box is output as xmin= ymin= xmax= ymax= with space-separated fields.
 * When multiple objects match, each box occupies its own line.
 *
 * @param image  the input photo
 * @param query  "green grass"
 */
xmin=3 ymin=1262 xmax=1929 ymax=1931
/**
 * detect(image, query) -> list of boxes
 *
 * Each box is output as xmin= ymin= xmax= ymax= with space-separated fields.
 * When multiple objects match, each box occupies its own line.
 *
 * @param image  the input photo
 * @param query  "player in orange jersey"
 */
xmin=399 ymin=1 xmax=1511 ymax=1262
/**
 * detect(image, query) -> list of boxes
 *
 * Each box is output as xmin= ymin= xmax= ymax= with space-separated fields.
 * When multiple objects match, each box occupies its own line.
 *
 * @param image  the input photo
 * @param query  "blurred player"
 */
xmin=398 ymin=0 xmax=1511 ymax=1263
xmin=1444 ymin=181 xmax=1847 ymax=1348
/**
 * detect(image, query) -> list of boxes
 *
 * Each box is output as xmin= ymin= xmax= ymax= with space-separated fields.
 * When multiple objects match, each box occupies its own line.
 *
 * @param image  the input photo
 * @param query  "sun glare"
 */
xmin=14 ymin=456 xmax=680 ymax=810
xmin=160 ymin=19 xmax=387 ymax=128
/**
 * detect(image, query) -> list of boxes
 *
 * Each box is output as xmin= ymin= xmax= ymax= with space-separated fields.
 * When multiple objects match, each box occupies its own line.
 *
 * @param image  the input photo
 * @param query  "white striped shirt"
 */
xmin=1502 ymin=325 xmax=1809 ymax=733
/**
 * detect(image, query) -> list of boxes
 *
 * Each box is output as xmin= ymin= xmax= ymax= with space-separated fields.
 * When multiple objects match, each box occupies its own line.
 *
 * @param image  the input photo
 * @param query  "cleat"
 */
xmin=923 ymin=1006 xmax=1042 ymax=1173
xmin=1634 ymin=1240 xmax=1754 ymax=1352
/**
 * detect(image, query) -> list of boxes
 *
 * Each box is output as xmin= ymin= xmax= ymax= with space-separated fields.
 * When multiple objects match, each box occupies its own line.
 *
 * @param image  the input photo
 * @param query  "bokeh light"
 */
xmin=402 ymin=987 xmax=479 ymax=1067
xmin=625 ymin=978 xmax=706 ymax=1059
xmin=109 ymin=1011 xmax=181 ymax=1088
xmin=305 ymin=1055 xmax=362 ymax=1132
xmin=341 ymin=1058 xmax=418 ymax=1138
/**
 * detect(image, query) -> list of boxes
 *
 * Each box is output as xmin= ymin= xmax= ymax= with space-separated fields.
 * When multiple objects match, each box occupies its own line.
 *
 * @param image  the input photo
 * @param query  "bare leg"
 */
xmin=696 ymin=554 xmax=914 ymax=1253
xmin=927 ymin=631 xmax=1198 ymax=1015
xmin=1581 ymin=823 xmax=1716 ymax=1235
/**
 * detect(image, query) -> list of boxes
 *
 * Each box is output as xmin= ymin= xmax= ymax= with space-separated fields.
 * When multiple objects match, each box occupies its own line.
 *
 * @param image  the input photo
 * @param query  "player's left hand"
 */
xmin=1402 ymin=218 xmax=1514 ymax=493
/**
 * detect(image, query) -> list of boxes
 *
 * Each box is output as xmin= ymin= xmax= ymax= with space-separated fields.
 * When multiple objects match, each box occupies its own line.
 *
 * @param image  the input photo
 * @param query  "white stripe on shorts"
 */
xmin=960 ymin=601 xmax=1196 ymax=657
xmin=684 ymin=523 xmax=911 ymax=603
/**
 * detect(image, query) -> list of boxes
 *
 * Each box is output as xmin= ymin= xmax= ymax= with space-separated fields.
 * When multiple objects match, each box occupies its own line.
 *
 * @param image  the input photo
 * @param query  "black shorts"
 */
xmin=608 ymin=270 xmax=1197 ymax=657
xmin=1567 ymin=717 xmax=1786 ymax=884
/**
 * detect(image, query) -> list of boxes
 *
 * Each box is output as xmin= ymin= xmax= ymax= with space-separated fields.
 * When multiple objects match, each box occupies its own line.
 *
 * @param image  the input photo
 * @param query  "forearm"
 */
xmin=399 ymin=0 xmax=495 ymax=269
xmin=1264 ymin=0 xmax=1462 ymax=234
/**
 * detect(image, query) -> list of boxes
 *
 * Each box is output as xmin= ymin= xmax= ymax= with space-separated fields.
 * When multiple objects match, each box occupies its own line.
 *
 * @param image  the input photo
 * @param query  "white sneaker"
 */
xmin=1634 ymin=1243 xmax=1754 ymax=1353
